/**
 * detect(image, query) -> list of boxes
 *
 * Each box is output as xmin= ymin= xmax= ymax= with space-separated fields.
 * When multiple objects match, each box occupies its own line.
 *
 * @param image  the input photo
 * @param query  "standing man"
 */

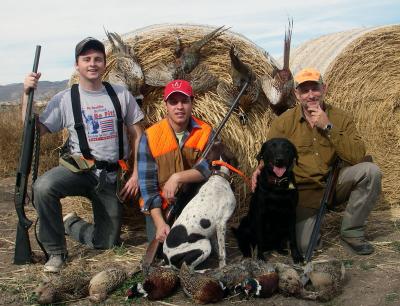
xmin=22 ymin=37 xmax=144 ymax=272
xmin=138 ymin=80 xmax=213 ymax=243
xmin=252 ymin=68 xmax=381 ymax=255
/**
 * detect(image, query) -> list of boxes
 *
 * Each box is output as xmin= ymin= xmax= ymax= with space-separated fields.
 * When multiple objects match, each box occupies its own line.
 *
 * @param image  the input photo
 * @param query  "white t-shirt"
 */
xmin=40 ymin=83 xmax=144 ymax=165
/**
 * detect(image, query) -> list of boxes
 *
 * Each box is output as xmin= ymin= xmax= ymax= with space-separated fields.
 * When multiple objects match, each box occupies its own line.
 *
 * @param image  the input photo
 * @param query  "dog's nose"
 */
xmin=274 ymin=157 xmax=285 ymax=166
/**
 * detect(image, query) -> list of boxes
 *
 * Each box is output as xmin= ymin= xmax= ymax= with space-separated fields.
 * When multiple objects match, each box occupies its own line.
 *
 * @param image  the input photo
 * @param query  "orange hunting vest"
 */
xmin=140 ymin=116 xmax=212 ymax=210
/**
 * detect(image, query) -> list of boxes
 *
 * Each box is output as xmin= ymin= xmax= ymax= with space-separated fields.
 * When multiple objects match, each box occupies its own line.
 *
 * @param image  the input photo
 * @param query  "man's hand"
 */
xmin=251 ymin=168 xmax=261 ymax=192
xmin=308 ymin=104 xmax=330 ymax=129
xmin=155 ymin=222 xmax=170 ymax=242
xmin=24 ymin=72 xmax=41 ymax=94
xmin=251 ymin=161 xmax=264 ymax=192
xmin=119 ymin=170 xmax=139 ymax=202
xmin=162 ymin=173 xmax=180 ymax=203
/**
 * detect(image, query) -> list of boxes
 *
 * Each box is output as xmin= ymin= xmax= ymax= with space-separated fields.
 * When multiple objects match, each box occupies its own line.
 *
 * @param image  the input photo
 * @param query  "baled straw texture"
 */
xmin=71 ymin=23 xmax=277 ymax=218
xmin=325 ymin=25 xmax=400 ymax=207
xmin=290 ymin=25 xmax=400 ymax=207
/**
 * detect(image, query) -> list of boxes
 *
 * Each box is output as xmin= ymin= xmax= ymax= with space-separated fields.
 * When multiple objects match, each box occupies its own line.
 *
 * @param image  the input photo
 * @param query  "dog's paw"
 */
xmin=218 ymin=261 xmax=226 ymax=269
xmin=292 ymin=254 xmax=304 ymax=264
xmin=277 ymin=248 xmax=289 ymax=256
xmin=257 ymin=253 xmax=267 ymax=261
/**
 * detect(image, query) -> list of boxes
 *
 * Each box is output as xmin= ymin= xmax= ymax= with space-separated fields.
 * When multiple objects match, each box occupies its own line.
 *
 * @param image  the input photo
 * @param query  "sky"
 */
xmin=0 ymin=0 xmax=399 ymax=85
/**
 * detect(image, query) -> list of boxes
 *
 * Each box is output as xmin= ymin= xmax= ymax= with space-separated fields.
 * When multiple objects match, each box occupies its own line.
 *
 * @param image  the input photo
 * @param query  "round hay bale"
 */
xmin=70 ymin=23 xmax=278 ymax=218
xmin=288 ymin=26 xmax=386 ymax=75
xmin=290 ymin=25 xmax=400 ymax=207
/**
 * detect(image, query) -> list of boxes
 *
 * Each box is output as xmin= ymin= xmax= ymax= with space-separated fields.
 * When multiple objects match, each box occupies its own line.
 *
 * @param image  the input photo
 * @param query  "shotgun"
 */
xmin=304 ymin=157 xmax=342 ymax=264
xmin=14 ymin=45 xmax=41 ymax=264
xmin=142 ymin=80 xmax=250 ymax=268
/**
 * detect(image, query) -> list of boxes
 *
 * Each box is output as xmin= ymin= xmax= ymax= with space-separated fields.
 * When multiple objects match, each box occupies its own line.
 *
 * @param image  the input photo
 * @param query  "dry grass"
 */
xmin=0 ymin=106 xmax=62 ymax=178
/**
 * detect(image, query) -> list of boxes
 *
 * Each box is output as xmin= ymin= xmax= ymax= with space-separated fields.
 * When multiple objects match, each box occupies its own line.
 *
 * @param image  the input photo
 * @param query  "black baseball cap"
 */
xmin=75 ymin=37 xmax=106 ymax=61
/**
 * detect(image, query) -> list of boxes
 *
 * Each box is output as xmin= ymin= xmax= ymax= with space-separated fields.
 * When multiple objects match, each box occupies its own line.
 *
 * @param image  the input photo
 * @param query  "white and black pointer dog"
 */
xmin=163 ymin=142 xmax=237 ymax=269
xmin=233 ymin=138 xmax=303 ymax=263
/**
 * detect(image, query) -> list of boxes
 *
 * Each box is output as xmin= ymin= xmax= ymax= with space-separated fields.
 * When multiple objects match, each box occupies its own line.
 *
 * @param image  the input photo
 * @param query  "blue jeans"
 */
xmin=33 ymin=166 xmax=122 ymax=255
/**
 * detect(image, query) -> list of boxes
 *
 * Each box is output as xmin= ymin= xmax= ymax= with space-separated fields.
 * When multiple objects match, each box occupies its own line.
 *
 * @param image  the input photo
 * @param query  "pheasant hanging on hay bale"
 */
xmin=261 ymin=18 xmax=296 ymax=115
xmin=217 ymin=45 xmax=268 ymax=124
xmin=104 ymin=30 xmax=145 ymax=102
xmin=174 ymin=25 xmax=228 ymax=78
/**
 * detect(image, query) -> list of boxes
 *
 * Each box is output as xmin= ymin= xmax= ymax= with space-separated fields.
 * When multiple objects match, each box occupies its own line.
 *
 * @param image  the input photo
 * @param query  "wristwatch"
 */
xmin=324 ymin=123 xmax=333 ymax=131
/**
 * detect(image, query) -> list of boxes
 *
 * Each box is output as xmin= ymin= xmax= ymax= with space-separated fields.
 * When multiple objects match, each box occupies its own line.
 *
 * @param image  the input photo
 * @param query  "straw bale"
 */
xmin=291 ymin=25 xmax=400 ymax=207
xmin=70 ymin=23 xmax=277 ymax=216
xmin=288 ymin=26 xmax=387 ymax=75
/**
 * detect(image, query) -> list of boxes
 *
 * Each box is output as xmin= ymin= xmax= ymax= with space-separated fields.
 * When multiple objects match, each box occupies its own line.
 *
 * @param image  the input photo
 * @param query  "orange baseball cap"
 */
xmin=294 ymin=68 xmax=323 ymax=88
xmin=163 ymin=80 xmax=193 ymax=101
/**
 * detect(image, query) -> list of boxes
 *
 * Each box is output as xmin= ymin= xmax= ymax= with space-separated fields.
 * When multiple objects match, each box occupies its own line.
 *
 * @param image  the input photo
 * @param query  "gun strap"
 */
xmin=70 ymin=82 xmax=123 ymax=160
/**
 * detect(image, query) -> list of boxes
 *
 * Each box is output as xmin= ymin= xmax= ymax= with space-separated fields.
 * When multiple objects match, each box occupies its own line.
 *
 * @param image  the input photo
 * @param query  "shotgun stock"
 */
xmin=142 ymin=81 xmax=250 ymax=268
xmin=14 ymin=45 xmax=41 ymax=264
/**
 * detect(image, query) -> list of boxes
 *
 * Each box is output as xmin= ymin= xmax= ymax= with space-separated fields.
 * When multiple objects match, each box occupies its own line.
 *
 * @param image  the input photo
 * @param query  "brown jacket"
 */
xmin=267 ymin=103 xmax=365 ymax=208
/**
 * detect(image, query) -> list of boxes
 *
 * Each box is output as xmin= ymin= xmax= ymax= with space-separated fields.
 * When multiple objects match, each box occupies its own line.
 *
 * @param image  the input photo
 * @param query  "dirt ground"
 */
xmin=1 ymin=175 xmax=400 ymax=306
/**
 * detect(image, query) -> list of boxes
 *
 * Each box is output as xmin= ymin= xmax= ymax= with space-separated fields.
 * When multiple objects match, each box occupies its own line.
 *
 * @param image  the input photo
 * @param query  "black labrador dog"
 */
xmin=233 ymin=138 xmax=303 ymax=263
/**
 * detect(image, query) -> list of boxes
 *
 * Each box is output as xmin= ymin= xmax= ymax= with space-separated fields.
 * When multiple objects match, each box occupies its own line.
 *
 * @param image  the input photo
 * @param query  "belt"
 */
xmin=95 ymin=160 xmax=119 ymax=172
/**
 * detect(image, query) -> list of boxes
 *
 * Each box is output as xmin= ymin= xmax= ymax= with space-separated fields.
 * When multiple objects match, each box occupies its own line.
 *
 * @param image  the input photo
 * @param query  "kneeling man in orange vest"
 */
xmin=138 ymin=80 xmax=214 ymax=243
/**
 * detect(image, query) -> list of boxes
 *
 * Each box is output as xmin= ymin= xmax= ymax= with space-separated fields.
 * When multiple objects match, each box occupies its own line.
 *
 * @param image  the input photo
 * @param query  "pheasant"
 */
xmin=274 ymin=262 xmax=303 ymax=296
xmin=204 ymin=259 xmax=252 ymax=293
xmin=126 ymin=265 xmax=179 ymax=301
xmin=237 ymin=272 xmax=279 ymax=298
xmin=300 ymin=258 xmax=346 ymax=302
xmin=179 ymin=262 xmax=226 ymax=304
xmin=88 ymin=266 xmax=130 ymax=303
xmin=104 ymin=30 xmax=145 ymax=104
xmin=174 ymin=25 xmax=227 ymax=78
xmin=261 ymin=19 xmax=296 ymax=116
xmin=217 ymin=46 xmax=267 ymax=125
xmin=34 ymin=270 xmax=91 ymax=304
xmin=231 ymin=259 xmax=279 ymax=298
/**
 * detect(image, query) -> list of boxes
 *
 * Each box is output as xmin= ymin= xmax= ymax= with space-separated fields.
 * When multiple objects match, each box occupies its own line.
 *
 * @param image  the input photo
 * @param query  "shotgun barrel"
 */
xmin=14 ymin=45 xmax=41 ymax=264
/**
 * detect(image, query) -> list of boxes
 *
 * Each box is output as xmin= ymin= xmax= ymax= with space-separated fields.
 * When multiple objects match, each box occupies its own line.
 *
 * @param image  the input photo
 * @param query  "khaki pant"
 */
xmin=296 ymin=162 xmax=382 ymax=254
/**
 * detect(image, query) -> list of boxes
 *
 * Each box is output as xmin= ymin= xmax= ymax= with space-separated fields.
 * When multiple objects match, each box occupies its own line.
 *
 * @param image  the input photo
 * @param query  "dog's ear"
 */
xmin=256 ymin=141 xmax=269 ymax=161
xmin=222 ymin=144 xmax=239 ymax=168
xmin=205 ymin=141 xmax=223 ymax=162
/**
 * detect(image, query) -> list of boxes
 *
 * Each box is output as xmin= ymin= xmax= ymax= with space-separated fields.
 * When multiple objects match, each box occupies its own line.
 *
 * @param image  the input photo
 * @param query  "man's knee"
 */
xmin=33 ymin=173 xmax=55 ymax=199
xmin=364 ymin=162 xmax=382 ymax=182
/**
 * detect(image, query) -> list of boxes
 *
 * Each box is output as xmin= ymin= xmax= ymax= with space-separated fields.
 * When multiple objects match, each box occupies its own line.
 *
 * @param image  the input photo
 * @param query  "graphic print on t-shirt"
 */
xmin=82 ymin=104 xmax=117 ymax=142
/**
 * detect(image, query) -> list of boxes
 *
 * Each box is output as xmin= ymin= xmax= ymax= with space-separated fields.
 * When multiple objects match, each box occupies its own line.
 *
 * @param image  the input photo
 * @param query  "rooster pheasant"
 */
xmin=261 ymin=19 xmax=296 ymax=115
xmin=217 ymin=46 xmax=267 ymax=124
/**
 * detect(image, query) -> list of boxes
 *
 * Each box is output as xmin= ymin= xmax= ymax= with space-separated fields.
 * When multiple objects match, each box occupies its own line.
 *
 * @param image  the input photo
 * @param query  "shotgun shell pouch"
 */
xmin=116 ymin=160 xmax=141 ymax=205
xmin=59 ymin=153 xmax=95 ymax=173
xmin=116 ymin=160 xmax=129 ymax=202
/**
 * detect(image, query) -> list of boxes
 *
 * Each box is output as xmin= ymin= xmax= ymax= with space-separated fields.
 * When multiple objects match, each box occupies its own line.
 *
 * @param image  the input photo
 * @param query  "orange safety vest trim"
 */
xmin=146 ymin=117 xmax=211 ymax=157
xmin=139 ymin=116 xmax=212 ymax=211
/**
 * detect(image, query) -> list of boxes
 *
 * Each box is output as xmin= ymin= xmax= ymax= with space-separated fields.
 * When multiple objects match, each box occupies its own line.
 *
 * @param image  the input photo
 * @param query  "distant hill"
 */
xmin=0 ymin=80 xmax=68 ymax=103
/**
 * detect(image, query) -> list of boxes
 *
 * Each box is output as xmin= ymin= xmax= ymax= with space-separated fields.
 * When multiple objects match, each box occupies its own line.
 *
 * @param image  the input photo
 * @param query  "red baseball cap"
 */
xmin=163 ymin=80 xmax=193 ymax=101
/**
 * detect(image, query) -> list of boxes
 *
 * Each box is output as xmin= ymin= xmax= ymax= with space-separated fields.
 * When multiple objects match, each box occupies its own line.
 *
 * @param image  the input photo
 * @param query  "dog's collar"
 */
xmin=212 ymin=170 xmax=231 ymax=181
xmin=263 ymin=174 xmax=296 ymax=190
